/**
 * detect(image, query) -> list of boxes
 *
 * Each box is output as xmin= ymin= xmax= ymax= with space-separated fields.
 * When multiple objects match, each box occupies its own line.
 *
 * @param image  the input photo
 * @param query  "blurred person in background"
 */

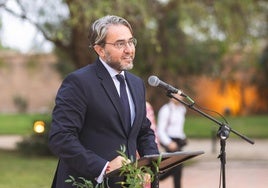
xmin=146 ymin=101 xmax=158 ymax=144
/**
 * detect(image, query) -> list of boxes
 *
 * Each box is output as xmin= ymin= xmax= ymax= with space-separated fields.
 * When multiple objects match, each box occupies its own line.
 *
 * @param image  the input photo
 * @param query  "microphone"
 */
xmin=148 ymin=75 xmax=186 ymax=97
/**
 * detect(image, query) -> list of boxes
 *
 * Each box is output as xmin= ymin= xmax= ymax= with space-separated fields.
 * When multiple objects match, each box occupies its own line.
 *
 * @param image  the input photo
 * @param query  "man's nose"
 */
xmin=123 ymin=43 xmax=133 ymax=52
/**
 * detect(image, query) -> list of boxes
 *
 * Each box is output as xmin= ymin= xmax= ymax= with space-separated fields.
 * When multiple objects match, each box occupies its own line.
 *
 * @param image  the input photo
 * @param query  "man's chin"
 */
xmin=122 ymin=62 xmax=133 ymax=70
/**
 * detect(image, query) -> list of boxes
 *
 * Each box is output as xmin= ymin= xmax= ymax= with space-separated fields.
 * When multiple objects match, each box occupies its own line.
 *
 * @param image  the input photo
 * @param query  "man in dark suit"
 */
xmin=48 ymin=15 xmax=159 ymax=188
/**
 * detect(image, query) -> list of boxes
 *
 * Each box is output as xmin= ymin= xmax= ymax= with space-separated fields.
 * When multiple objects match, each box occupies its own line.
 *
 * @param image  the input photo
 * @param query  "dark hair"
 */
xmin=88 ymin=15 xmax=133 ymax=49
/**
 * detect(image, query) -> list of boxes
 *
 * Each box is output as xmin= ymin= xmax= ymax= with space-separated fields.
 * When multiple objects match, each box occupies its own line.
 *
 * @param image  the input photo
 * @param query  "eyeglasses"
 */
xmin=104 ymin=38 xmax=137 ymax=49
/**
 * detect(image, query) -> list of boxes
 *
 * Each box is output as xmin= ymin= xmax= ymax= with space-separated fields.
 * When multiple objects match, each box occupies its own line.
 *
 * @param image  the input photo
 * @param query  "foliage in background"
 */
xmin=53 ymin=47 xmax=76 ymax=78
xmin=13 ymin=95 xmax=28 ymax=113
xmin=255 ymin=45 xmax=268 ymax=108
xmin=1 ymin=0 xmax=267 ymax=112
xmin=1 ymin=0 xmax=263 ymax=74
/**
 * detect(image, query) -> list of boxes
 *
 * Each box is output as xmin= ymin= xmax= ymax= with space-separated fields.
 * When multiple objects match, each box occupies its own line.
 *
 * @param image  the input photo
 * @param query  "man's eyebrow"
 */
xmin=114 ymin=39 xmax=125 ymax=42
xmin=115 ymin=37 xmax=134 ymax=42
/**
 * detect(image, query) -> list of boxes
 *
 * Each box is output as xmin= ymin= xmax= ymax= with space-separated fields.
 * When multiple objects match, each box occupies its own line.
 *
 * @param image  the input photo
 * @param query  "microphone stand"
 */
xmin=166 ymin=91 xmax=254 ymax=188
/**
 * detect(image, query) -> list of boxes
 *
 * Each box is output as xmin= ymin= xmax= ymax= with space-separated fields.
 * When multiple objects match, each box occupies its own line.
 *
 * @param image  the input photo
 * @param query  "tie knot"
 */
xmin=116 ymin=74 xmax=125 ymax=83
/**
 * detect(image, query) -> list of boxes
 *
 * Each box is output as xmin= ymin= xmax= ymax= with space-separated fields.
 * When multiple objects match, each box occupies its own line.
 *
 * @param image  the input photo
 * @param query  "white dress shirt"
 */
xmin=157 ymin=101 xmax=186 ymax=146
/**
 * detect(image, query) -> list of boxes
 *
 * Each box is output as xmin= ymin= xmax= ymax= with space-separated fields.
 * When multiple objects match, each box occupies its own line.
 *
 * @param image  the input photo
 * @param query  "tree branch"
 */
xmin=1 ymin=1 xmax=70 ymax=51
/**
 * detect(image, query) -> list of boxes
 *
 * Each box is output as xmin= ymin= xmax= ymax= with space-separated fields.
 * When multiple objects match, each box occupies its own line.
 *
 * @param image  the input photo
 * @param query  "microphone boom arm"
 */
xmin=166 ymin=92 xmax=254 ymax=145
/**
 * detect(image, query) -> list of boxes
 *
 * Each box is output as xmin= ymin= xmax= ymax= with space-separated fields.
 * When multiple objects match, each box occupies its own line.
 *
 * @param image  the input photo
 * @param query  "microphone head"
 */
xmin=148 ymin=75 xmax=160 ymax=87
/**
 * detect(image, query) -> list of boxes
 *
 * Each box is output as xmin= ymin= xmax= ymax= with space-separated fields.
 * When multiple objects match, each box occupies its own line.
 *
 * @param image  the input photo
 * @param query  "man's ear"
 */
xmin=93 ymin=45 xmax=104 ymax=57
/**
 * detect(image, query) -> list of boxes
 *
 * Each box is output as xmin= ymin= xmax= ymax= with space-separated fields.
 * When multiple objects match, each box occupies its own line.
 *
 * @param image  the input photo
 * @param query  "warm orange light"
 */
xmin=33 ymin=121 xmax=45 ymax=134
xmin=193 ymin=77 xmax=259 ymax=116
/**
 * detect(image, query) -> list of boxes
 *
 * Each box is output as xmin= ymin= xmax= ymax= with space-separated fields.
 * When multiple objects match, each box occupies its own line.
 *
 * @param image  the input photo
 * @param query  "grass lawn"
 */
xmin=0 ymin=114 xmax=267 ymax=187
xmin=0 ymin=150 xmax=57 ymax=188
xmin=184 ymin=114 xmax=268 ymax=139
xmin=0 ymin=113 xmax=268 ymax=138
xmin=0 ymin=114 xmax=51 ymax=135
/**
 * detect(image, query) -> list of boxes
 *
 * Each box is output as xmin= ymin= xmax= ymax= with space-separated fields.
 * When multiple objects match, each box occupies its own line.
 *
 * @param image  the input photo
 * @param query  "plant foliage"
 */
xmin=65 ymin=145 xmax=161 ymax=188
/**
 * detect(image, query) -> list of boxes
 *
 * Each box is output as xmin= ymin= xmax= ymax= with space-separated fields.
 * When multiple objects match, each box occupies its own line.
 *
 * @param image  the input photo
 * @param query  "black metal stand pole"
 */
xmin=220 ymin=139 xmax=226 ymax=188
xmin=217 ymin=125 xmax=230 ymax=188
xmin=151 ymin=164 xmax=159 ymax=188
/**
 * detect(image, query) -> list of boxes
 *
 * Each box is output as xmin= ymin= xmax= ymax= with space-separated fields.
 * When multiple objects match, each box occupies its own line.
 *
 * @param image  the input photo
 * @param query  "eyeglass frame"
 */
xmin=102 ymin=38 xmax=137 ymax=49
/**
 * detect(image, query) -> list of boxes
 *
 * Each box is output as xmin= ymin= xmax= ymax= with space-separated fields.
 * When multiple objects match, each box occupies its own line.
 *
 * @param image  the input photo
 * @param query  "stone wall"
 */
xmin=0 ymin=51 xmax=62 ymax=113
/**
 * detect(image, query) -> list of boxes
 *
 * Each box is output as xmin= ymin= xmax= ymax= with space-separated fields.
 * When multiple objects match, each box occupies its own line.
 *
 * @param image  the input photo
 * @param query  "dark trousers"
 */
xmin=159 ymin=138 xmax=187 ymax=188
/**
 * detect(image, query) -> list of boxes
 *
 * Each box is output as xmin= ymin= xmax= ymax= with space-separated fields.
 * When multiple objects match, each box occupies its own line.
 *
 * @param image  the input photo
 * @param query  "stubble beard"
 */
xmin=105 ymin=52 xmax=134 ymax=72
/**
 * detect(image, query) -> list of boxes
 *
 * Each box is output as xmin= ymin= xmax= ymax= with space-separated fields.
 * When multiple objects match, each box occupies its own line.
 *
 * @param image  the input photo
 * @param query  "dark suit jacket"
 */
xmin=48 ymin=59 xmax=159 ymax=188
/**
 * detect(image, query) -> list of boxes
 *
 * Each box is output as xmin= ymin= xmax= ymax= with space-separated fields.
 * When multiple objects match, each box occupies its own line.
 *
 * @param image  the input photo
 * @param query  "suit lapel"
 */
xmin=95 ymin=60 xmax=130 ymax=136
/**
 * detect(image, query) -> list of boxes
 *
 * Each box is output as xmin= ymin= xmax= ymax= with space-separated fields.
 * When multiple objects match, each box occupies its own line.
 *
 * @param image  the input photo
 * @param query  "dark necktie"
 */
xmin=116 ymin=74 xmax=131 ymax=131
